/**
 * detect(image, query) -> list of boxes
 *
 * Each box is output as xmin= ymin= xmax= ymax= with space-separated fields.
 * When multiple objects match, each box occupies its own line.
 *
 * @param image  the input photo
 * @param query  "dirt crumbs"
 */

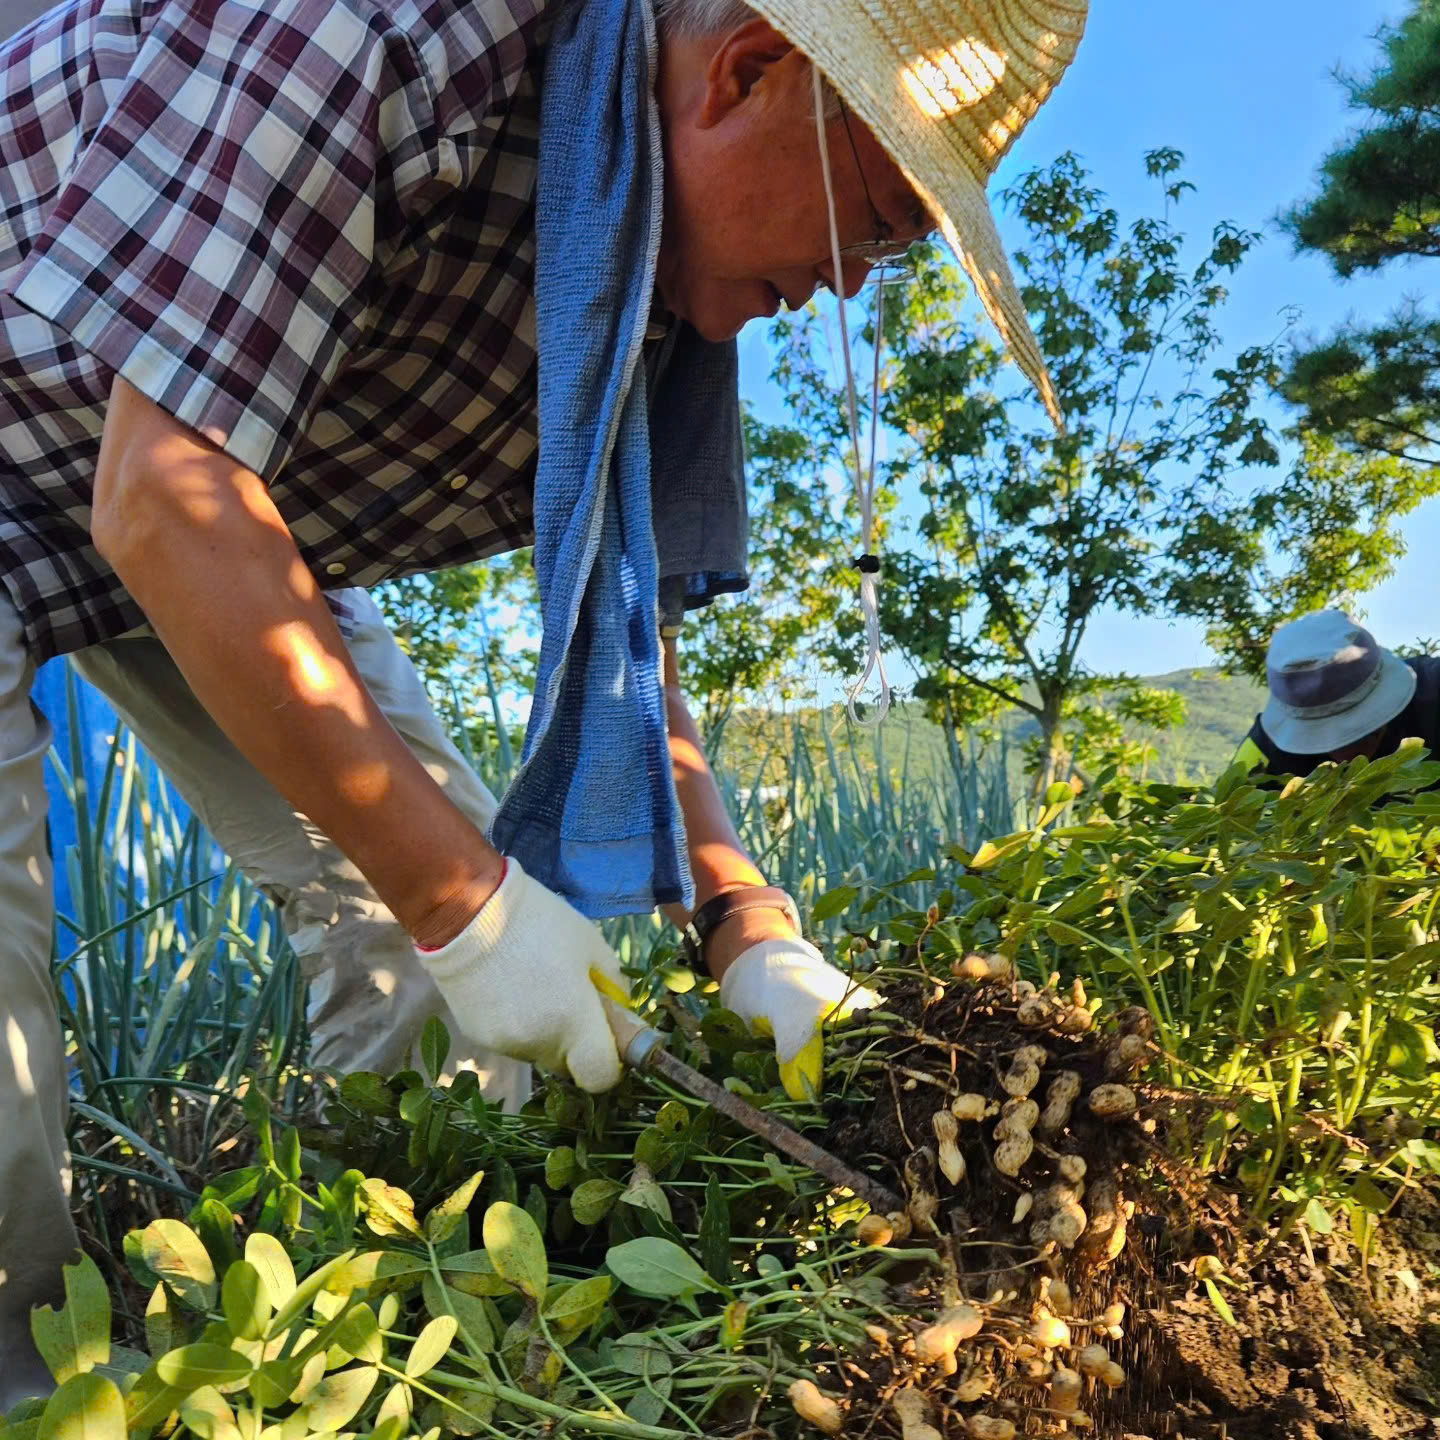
xmin=819 ymin=970 xmax=1440 ymax=1439
xmin=1135 ymin=1192 xmax=1440 ymax=1440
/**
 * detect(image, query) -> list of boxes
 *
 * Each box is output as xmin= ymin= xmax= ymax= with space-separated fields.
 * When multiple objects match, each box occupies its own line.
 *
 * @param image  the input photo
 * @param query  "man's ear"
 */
xmin=698 ymin=19 xmax=798 ymax=129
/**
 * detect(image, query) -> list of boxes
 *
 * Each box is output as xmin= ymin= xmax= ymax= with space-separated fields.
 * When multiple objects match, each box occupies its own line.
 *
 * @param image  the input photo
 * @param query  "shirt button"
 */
xmin=450 ymin=474 xmax=468 ymax=490
xmin=325 ymin=561 xmax=346 ymax=576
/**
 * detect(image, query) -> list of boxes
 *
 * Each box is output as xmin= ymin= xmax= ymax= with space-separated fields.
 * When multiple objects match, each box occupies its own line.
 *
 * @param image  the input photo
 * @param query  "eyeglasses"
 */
xmin=835 ymin=104 xmax=919 ymax=272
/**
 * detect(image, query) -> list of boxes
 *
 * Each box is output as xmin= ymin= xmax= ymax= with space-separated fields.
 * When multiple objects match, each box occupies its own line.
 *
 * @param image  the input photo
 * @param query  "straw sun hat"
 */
xmin=748 ymin=0 xmax=1089 ymax=426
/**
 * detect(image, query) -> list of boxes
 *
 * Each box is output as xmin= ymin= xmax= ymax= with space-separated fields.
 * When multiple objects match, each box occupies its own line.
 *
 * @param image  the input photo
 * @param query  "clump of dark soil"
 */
xmin=817 ymin=971 xmax=1440 ymax=1440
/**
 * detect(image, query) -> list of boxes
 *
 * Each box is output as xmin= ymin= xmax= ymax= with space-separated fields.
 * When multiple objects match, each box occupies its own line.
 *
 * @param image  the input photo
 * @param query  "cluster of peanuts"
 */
xmin=788 ymin=1283 xmax=1130 ymax=1437
xmin=788 ymin=960 xmax=1160 ymax=1436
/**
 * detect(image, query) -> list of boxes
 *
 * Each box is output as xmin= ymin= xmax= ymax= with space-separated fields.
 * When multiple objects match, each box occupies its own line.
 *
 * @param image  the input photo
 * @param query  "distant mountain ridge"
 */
xmin=715 ymin=666 xmax=1267 ymax=792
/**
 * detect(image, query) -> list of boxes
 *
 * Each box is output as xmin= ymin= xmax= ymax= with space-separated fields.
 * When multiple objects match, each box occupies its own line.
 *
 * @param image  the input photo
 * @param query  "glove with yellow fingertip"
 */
xmin=719 ymin=939 xmax=880 ymax=1100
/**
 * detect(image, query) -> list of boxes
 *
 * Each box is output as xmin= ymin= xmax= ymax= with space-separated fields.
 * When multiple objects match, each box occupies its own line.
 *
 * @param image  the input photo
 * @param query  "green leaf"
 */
xmin=246 ymin=1358 xmax=299 ymax=1409
xmin=330 ymin=1303 xmax=384 ymax=1364
xmin=37 ymin=1372 xmax=126 ymax=1440
xmin=139 ymin=1220 xmax=217 ymax=1311
xmin=189 ymin=1200 xmax=241 ymax=1275
xmin=483 ymin=1202 xmax=548 ymax=1300
xmin=1204 ymin=1278 xmax=1237 ymax=1328
xmin=276 ymin=1126 xmax=302 ymax=1184
xmin=763 ymin=1153 xmax=797 ymax=1197
xmin=373 ymin=1385 xmax=412 ymax=1436
xmin=338 ymin=1073 xmax=398 ymax=1118
xmin=523 ymin=1182 xmax=548 ymax=1238
xmin=242 ymin=1233 xmax=296 ymax=1313
xmin=810 ymin=885 xmax=857 ymax=923
xmin=360 ymin=1179 xmax=421 ymax=1237
xmin=321 ymin=1250 xmax=426 ymax=1300
xmin=967 ymin=833 xmax=1031 ymax=870
xmin=200 ymin=1168 xmax=264 ymax=1211
xmin=141 ymin=1285 xmax=174 ymax=1361
xmin=421 ymin=1276 xmax=495 ymax=1355
xmin=298 ymin=1367 xmax=378 ymax=1431
xmin=541 ymin=1276 xmax=612 ymax=1342
xmin=267 ymin=1249 xmax=357 ymax=1334
xmin=624 ymin=1388 xmax=670 ymax=1427
xmin=608 ymin=1334 xmax=673 ymax=1377
xmin=30 ymin=1254 xmax=110 ymax=1383
xmin=1379 ymin=1018 xmax=1440 ymax=1079
xmin=439 ymin=1251 xmax=516 ymax=1298
xmin=155 ymin=1345 xmax=250 ymax=1390
xmin=1303 ymin=1198 xmax=1334 ymax=1236
xmin=620 ymin=1168 xmax=672 ymax=1222
xmin=543 ymin=1146 xmax=577 ymax=1190
xmin=1348 ymin=1177 xmax=1390 ymax=1215
xmin=123 ymin=1368 xmax=182 ymax=1440
xmin=406 ymin=1317 xmax=458 ymax=1380
xmin=421 ymin=1017 xmax=451 ymax=1082
xmin=654 ymin=1101 xmax=689 ymax=1137
xmin=605 ymin=1238 xmax=714 ymax=1300
xmin=220 ymin=1262 xmax=270 ymax=1343
xmin=657 ymin=964 xmax=696 ymax=993
xmin=698 ymin=1175 xmax=731 ymax=1284
xmin=570 ymin=1180 xmax=624 ymax=1226
xmin=177 ymin=1388 xmax=240 ymax=1440
xmin=424 ymin=1170 xmax=486 ymax=1247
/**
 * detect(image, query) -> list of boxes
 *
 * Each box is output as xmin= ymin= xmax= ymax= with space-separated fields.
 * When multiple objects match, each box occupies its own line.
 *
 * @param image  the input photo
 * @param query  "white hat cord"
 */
xmin=813 ymin=65 xmax=892 ymax=726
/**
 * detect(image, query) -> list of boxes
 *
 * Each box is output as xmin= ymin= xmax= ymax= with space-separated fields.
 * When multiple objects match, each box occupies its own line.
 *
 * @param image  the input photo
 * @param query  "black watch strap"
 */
xmin=683 ymin=886 xmax=801 ymax=965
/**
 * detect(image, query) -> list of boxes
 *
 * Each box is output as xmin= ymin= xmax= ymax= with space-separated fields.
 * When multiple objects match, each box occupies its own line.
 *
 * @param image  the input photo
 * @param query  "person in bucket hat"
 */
xmin=1234 ymin=610 xmax=1440 ymax=777
xmin=0 ymin=0 xmax=1085 ymax=1393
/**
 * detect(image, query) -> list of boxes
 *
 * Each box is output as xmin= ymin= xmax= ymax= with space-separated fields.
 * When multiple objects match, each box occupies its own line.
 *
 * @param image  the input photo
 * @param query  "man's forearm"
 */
xmin=93 ymin=378 xmax=503 ymax=946
xmin=661 ymin=638 xmax=799 ymax=978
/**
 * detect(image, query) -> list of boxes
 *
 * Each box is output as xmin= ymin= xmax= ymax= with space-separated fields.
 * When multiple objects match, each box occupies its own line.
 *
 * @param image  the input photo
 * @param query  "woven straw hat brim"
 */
xmin=749 ymin=0 xmax=1090 ymax=428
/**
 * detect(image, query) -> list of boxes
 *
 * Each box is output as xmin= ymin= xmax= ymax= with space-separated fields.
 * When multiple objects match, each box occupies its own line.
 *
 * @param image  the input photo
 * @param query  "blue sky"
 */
xmin=738 ymin=0 xmax=1432 ymax=681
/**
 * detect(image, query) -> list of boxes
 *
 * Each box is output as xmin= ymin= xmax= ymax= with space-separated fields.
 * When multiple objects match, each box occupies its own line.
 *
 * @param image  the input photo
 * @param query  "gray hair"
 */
xmin=652 ymin=0 xmax=757 ymax=37
xmin=651 ymin=0 xmax=842 ymax=116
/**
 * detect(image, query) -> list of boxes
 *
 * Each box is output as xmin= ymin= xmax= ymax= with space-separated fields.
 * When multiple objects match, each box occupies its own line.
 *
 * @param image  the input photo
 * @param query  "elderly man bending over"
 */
xmin=0 ymin=0 xmax=1086 ymax=1398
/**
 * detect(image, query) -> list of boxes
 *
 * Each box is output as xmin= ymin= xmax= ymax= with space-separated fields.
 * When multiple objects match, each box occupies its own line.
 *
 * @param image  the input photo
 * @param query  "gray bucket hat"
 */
xmin=1262 ymin=610 xmax=1416 ymax=755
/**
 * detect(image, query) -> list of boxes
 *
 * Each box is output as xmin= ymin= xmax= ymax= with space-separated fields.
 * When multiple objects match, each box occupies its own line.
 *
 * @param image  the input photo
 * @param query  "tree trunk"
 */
xmin=1033 ymin=704 xmax=1067 ymax=804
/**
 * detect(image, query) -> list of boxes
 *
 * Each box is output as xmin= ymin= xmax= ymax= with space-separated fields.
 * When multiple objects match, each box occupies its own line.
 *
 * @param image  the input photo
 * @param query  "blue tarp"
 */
xmin=35 ymin=658 xmax=122 ymax=924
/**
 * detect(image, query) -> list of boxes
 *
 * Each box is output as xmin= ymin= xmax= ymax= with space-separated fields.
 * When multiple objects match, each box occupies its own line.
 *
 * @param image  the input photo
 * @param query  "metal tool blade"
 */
xmin=601 ymin=996 xmax=902 ymax=1215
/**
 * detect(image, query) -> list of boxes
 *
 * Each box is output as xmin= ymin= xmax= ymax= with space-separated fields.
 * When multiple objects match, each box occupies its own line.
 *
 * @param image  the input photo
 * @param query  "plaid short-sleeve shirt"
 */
xmin=0 ymin=0 xmax=552 ymax=659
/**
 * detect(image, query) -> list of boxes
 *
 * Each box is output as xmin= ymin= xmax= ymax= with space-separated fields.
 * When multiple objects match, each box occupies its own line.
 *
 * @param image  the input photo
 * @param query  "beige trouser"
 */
xmin=0 ymin=587 xmax=529 ymax=1404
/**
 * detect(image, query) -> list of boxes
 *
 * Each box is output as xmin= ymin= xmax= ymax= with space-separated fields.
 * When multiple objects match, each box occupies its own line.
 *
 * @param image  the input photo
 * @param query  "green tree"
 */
xmin=378 ymin=555 xmax=538 ymax=775
xmin=854 ymin=150 xmax=1279 ymax=794
xmin=1281 ymin=1 xmax=1440 ymax=470
xmin=673 ymin=409 xmax=852 ymax=734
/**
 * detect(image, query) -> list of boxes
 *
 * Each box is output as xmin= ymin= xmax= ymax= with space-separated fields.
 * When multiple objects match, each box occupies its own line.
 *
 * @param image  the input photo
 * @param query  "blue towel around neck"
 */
xmin=487 ymin=0 xmax=692 ymax=919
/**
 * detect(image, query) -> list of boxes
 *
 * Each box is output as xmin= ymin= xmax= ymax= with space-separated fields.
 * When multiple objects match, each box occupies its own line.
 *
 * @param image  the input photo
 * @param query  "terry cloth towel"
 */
xmin=488 ymin=0 xmax=690 ymax=918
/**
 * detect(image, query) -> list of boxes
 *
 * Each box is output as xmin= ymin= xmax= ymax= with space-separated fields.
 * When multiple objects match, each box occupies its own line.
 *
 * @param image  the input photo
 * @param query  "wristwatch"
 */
xmin=683 ymin=885 xmax=801 ymax=966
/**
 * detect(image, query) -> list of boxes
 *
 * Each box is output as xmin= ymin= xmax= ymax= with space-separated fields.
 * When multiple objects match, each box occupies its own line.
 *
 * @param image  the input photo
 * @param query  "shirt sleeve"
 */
xmin=8 ymin=0 xmax=494 ymax=482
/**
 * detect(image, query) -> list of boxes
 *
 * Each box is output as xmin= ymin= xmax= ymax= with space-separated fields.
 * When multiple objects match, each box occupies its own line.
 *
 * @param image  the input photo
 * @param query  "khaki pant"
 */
xmin=0 ymin=588 xmax=529 ymax=1405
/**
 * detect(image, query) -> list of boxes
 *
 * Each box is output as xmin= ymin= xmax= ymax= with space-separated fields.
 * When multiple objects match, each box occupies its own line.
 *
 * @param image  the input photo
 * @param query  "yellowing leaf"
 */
xmin=177 ymin=1387 xmax=240 ymax=1440
xmin=482 ymin=1202 xmax=547 ymax=1300
xmin=139 ymin=1220 xmax=217 ymax=1311
xmin=424 ymin=1171 xmax=486 ymax=1247
xmin=37 ymin=1372 xmax=126 ymax=1440
xmin=30 ymin=1254 xmax=110 ymax=1383
xmin=243 ymin=1234 xmax=296 ymax=1312
xmin=541 ymin=1276 xmax=611 ymax=1342
xmin=360 ymin=1179 xmax=421 ymax=1238
xmin=405 ymin=1317 xmax=458 ymax=1380
xmin=297 ymin=1367 xmax=378 ymax=1431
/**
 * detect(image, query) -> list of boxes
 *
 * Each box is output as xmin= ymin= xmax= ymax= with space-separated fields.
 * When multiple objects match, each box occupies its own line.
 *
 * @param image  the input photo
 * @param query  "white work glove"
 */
xmin=719 ymin=938 xmax=880 ymax=1101
xmin=414 ymin=857 xmax=626 ymax=1093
